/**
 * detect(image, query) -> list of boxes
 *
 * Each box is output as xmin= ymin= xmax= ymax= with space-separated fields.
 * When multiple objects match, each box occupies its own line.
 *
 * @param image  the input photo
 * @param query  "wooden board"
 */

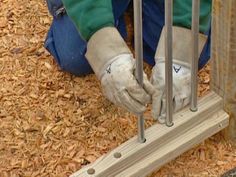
xmin=71 ymin=92 xmax=229 ymax=177
xmin=117 ymin=110 xmax=229 ymax=177
xmin=211 ymin=0 xmax=236 ymax=142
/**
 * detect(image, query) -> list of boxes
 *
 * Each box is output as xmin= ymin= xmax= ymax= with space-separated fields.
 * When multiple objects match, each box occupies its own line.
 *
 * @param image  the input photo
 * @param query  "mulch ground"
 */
xmin=0 ymin=0 xmax=236 ymax=177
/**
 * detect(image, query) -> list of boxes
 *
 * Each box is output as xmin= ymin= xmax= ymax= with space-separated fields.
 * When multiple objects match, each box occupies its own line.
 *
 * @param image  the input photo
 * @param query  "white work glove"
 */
xmin=86 ymin=27 xmax=155 ymax=115
xmin=151 ymin=27 xmax=207 ymax=123
xmin=101 ymin=54 xmax=155 ymax=114
xmin=151 ymin=61 xmax=191 ymax=123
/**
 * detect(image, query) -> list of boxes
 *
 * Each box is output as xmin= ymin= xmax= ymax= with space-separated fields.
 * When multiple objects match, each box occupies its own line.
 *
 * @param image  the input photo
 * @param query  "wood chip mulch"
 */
xmin=0 ymin=1 xmax=235 ymax=177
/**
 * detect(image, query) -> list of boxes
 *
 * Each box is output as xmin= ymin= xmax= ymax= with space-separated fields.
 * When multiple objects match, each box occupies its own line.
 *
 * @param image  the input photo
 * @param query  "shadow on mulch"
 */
xmin=222 ymin=167 xmax=236 ymax=177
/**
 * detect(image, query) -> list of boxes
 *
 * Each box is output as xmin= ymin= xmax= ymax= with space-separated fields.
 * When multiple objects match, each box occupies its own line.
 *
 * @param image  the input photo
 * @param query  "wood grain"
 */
xmin=211 ymin=0 xmax=236 ymax=142
xmin=117 ymin=110 xmax=229 ymax=177
xmin=71 ymin=92 xmax=229 ymax=177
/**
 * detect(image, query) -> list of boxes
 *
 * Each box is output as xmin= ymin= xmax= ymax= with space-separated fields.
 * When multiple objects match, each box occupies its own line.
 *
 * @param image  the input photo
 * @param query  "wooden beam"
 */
xmin=117 ymin=110 xmax=228 ymax=177
xmin=211 ymin=0 xmax=236 ymax=142
xmin=71 ymin=92 xmax=229 ymax=177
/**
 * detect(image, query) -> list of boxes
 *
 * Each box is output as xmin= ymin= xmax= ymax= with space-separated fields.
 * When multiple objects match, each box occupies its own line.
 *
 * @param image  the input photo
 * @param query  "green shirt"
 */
xmin=174 ymin=0 xmax=211 ymax=33
xmin=62 ymin=0 xmax=212 ymax=41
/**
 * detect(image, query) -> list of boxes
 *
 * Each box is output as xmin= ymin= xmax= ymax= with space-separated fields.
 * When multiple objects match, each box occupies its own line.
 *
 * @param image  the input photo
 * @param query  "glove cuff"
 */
xmin=86 ymin=27 xmax=132 ymax=79
xmin=155 ymin=26 xmax=207 ymax=68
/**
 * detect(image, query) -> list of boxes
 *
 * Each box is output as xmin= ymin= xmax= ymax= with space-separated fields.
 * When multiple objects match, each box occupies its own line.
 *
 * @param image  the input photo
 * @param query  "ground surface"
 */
xmin=0 ymin=0 xmax=236 ymax=177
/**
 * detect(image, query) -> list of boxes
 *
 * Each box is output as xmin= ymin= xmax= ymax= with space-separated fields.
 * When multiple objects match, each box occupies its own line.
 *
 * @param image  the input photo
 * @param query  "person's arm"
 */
xmin=61 ymin=0 xmax=155 ymax=115
xmin=151 ymin=0 xmax=212 ymax=122
xmin=173 ymin=0 xmax=212 ymax=33
xmin=61 ymin=0 xmax=114 ymax=40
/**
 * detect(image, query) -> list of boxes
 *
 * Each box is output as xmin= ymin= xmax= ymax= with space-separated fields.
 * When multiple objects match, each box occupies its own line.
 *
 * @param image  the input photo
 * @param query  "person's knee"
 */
xmin=44 ymin=13 xmax=93 ymax=77
xmin=59 ymin=54 xmax=93 ymax=77
xmin=44 ymin=26 xmax=93 ymax=76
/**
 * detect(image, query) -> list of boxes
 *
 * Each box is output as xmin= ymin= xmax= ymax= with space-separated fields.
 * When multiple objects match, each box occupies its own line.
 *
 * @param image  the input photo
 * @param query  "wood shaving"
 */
xmin=0 ymin=1 xmax=235 ymax=177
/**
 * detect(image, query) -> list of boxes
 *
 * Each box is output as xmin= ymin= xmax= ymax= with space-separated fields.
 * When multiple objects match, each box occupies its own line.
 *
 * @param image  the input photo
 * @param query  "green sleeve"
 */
xmin=61 ymin=0 xmax=114 ymax=41
xmin=173 ymin=0 xmax=212 ymax=33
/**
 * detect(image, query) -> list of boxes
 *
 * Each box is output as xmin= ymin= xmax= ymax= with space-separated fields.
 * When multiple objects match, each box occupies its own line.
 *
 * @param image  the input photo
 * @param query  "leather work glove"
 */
xmin=151 ymin=27 xmax=207 ymax=123
xmin=86 ymin=27 xmax=155 ymax=115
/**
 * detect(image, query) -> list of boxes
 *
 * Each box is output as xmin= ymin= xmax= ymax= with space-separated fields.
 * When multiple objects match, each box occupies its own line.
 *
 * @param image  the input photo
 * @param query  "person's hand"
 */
xmin=101 ymin=54 xmax=155 ymax=114
xmin=151 ymin=26 xmax=207 ymax=123
xmin=151 ymin=61 xmax=191 ymax=123
xmin=85 ymin=27 xmax=155 ymax=114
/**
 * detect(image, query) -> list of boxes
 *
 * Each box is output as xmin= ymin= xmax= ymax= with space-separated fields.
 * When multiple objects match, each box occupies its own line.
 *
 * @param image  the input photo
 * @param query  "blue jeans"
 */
xmin=45 ymin=0 xmax=211 ymax=76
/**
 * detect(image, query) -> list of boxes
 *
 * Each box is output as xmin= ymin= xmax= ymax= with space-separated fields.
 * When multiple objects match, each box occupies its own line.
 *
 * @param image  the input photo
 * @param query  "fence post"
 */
xmin=211 ymin=0 xmax=236 ymax=142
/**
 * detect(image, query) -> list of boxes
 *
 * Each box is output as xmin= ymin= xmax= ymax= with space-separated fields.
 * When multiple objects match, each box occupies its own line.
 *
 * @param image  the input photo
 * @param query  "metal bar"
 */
xmin=190 ymin=0 xmax=200 ymax=112
xmin=165 ymin=0 xmax=174 ymax=127
xmin=133 ymin=0 xmax=146 ymax=143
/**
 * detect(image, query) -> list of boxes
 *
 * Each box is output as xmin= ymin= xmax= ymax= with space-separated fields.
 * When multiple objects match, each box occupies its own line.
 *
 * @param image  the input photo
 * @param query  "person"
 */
xmin=44 ymin=0 xmax=212 ymax=123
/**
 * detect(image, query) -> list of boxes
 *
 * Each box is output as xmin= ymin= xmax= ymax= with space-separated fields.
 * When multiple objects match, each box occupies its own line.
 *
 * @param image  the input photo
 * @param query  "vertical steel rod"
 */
xmin=190 ymin=0 xmax=200 ymax=112
xmin=133 ymin=0 xmax=145 ymax=143
xmin=165 ymin=0 xmax=174 ymax=127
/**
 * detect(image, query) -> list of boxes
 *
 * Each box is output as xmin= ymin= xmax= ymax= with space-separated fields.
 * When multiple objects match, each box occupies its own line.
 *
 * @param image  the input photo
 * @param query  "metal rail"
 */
xmin=190 ymin=0 xmax=200 ymax=112
xmin=134 ymin=0 xmax=145 ymax=143
xmin=165 ymin=0 xmax=174 ymax=127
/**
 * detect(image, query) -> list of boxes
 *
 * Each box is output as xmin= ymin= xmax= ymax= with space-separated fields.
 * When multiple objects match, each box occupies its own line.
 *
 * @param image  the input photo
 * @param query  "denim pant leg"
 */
xmin=45 ymin=15 xmax=93 ymax=76
xmin=44 ymin=0 xmax=130 ymax=77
